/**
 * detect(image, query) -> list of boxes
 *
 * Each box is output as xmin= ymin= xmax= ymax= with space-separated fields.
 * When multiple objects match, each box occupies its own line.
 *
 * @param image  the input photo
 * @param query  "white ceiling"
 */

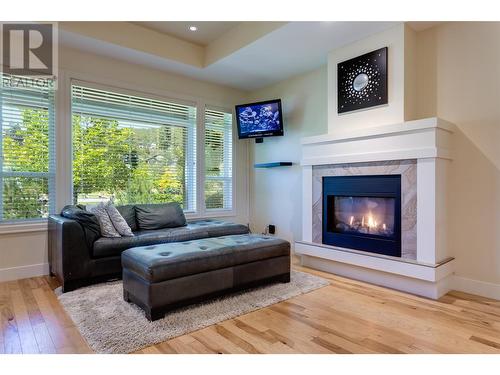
xmin=60 ymin=21 xmax=399 ymax=91
xmin=133 ymin=21 xmax=241 ymax=46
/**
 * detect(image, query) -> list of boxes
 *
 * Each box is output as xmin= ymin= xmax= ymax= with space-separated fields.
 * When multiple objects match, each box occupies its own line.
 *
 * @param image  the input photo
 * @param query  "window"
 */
xmin=71 ymin=85 xmax=197 ymax=211
xmin=204 ymin=108 xmax=233 ymax=210
xmin=0 ymin=74 xmax=55 ymax=222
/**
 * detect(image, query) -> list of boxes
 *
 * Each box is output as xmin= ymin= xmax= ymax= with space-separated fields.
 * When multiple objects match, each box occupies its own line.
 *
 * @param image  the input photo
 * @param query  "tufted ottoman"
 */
xmin=121 ymin=234 xmax=291 ymax=321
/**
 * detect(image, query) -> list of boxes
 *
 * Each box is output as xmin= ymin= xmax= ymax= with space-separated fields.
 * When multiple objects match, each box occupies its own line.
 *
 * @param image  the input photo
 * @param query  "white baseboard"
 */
xmin=451 ymin=275 xmax=500 ymax=300
xmin=0 ymin=263 xmax=49 ymax=283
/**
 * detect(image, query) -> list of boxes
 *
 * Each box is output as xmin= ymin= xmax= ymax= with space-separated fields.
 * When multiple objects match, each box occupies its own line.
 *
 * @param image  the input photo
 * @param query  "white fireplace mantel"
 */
xmin=296 ymin=117 xmax=456 ymax=299
xmin=301 ymin=117 xmax=455 ymax=166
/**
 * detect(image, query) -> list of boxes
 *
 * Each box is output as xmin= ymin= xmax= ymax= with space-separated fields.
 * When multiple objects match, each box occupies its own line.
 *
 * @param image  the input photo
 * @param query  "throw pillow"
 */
xmin=88 ymin=203 xmax=121 ymax=238
xmin=105 ymin=202 xmax=134 ymax=237
xmin=135 ymin=202 xmax=187 ymax=230
xmin=116 ymin=205 xmax=137 ymax=231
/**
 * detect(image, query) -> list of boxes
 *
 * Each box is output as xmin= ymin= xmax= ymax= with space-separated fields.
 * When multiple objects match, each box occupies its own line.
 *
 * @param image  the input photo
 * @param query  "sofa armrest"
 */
xmin=48 ymin=215 xmax=93 ymax=288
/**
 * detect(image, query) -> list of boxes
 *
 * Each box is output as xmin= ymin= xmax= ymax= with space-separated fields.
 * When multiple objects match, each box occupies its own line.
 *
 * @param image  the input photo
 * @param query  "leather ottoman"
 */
xmin=121 ymin=234 xmax=291 ymax=321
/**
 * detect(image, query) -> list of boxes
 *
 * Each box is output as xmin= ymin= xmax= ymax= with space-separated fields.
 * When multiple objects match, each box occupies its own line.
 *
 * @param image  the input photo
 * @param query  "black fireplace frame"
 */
xmin=322 ymin=175 xmax=402 ymax=257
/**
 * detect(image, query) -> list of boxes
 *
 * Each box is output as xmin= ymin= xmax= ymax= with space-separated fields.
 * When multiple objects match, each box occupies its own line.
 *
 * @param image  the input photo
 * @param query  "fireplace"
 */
xmin=298 ymin=119 xmax=454 ymax=299
xmin=322 ymin=175 xmax=401 ymax=257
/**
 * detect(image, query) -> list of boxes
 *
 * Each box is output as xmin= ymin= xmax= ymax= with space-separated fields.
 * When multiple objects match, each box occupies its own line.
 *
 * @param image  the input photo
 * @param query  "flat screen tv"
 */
xmin=235 ymin=99 xmax=284 ymax=139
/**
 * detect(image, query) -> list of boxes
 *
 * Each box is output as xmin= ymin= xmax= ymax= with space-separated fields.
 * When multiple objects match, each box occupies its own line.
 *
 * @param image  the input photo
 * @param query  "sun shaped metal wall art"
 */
xmin=337 ymin=47 xmax=388 ymax=114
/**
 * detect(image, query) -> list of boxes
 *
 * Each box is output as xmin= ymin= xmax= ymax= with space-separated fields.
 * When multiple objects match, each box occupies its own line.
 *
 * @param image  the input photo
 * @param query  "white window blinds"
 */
xmin=0 ymin=74 xmax=56 ymax=222
xmin=71 ymin=85 xmax=197 ymax=211
xmin=204 ymin=108 xmax=233 ymax=210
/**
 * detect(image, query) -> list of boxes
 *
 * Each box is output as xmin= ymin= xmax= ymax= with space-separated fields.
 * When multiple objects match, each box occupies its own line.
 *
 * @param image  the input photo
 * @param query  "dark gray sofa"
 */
xmin=48 ymin=204 xmax=249 ymax=292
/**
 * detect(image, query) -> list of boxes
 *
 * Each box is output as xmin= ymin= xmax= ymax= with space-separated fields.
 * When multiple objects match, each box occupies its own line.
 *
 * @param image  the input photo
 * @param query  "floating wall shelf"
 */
xmin=254 ymin=162 xmax=293 ymax=168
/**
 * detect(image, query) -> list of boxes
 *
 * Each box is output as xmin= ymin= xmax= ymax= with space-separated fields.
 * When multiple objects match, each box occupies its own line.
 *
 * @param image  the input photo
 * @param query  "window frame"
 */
xmin=70 ymin=81 xmax=198 ymax=213
xmin=0 ymin=77 xmax=56 ymax=224
xmin=68 ymin=79 xmax=236 ymax=219
xmin=203 ymin=105 xmax=235 ymax=213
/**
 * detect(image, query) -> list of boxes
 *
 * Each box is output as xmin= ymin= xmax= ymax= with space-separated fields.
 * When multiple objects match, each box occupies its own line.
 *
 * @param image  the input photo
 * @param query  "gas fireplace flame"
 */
xmin=347 ymin=212 xmax=388 ymax=234
xmin=367 ymin=213 xmax=376 ymax=228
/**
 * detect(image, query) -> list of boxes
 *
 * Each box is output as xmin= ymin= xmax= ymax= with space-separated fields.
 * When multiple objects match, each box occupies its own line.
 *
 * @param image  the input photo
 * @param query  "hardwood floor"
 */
xmin=1 ymin=263 xmax=499 ymax=354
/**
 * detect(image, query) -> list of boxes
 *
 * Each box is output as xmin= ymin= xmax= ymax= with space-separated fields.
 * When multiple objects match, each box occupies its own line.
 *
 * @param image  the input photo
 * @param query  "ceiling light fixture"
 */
xmin=189 ymin=26 xmax=197 ymax=31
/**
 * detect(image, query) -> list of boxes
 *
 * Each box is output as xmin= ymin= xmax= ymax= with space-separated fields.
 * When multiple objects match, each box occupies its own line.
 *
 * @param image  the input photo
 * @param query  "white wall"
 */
xmin=247 ymin=67 xmax=328 ymax=245
xmin=0 ymin=45 xmax=249 ymax=282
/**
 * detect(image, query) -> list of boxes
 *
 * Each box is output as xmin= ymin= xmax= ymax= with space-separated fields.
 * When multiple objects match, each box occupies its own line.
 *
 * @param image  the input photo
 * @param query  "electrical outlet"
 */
xmin=268 ymin=224 xmax=276 ymax=235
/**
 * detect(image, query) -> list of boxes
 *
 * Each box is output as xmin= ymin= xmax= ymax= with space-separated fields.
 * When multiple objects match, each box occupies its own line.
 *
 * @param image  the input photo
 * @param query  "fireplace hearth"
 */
xmin=323 ymin=175 xmax=401 ymax=257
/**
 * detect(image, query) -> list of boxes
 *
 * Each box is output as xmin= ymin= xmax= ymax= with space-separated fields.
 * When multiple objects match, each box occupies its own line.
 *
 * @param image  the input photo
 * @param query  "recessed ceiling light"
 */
xmin=189 ymin=26 xmax=197 ymax=32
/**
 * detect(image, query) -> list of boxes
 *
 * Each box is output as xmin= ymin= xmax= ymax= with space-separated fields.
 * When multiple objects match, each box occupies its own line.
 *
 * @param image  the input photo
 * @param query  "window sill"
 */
xmin=0 ymin=220 xmax=48 ymax=235
xmin=186 ymin=209 xmax=237 ymax=220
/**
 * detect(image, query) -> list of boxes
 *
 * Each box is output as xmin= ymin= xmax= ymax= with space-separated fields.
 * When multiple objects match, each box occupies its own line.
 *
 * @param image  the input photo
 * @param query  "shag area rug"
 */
xmin=58 ymin=270 xmax=329 ymax=354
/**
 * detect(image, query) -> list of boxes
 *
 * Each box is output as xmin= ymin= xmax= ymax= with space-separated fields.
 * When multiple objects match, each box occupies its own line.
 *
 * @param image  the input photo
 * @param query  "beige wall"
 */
xmin=0 ymin=231 xmax=48 ymax=281
xmin=416 ymin=22 xmax=500 ymax=285
xmin=0 ymin=45 xmax=249 ymax=281
xmin=247 ymin=22 xmax=500 ymax=293
xmin=247 ymin=67 xmax=328 ymax=244
xmin=1 ymin=22 xmax=499 ymax=293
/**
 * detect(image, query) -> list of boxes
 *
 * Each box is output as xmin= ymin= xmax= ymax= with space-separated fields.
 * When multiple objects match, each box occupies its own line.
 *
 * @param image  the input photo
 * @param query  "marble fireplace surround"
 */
xmin=295 ymin=118 xmax=456 ymax=299
xmin=312 ymin=160 xmax=417 ymax=259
